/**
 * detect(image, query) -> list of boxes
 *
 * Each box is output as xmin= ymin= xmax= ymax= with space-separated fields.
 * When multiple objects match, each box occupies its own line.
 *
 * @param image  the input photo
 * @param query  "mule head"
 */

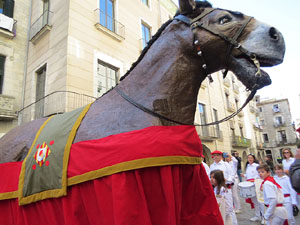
xmin=178 ymin=0 xmax=285 ymax=91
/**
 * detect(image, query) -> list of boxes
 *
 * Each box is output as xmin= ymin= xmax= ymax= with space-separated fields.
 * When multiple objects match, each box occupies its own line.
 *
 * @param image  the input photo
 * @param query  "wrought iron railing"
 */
xmin=30 ymin=10 xmax=52 ymax=40
xmin=195 ymin=125 xmax=223 ymax=140
xmin=231 ymin=136 xmax=251 ymax=148
xmin=94 ymin=9 xmax=125 ymax=39
xmin=18 ymin=91 xmax=96 ymax=124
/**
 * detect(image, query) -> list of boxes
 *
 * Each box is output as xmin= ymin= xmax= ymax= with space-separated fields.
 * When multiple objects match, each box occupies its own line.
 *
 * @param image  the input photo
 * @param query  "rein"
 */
xmin=115 ymin=8 xmax=262 ymax=127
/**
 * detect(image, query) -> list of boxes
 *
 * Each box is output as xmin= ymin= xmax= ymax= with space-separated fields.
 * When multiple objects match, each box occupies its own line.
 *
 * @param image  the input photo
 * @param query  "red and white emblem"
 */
xmin=34 ymin=141 xmax=51 ymax=167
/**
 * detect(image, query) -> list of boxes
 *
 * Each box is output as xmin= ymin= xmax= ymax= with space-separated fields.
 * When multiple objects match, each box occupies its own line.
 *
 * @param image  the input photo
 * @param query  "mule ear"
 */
xmin=179 ymin=0 xmax=195 ymax=14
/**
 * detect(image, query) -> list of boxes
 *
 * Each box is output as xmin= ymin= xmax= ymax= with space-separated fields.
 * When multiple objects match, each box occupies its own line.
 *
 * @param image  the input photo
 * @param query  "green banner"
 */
xmin=18 ymin=104 xmax=91 ymax=205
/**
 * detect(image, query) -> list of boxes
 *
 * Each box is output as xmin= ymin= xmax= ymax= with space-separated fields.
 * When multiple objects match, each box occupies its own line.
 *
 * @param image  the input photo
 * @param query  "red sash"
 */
xmin=260 ymin=176 xmax=282 ymax=191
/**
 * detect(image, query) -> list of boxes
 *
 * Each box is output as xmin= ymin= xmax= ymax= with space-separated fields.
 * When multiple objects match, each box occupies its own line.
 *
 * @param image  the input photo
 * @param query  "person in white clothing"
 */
xmin=242 ymin=154 xmax=264 ymax=222
xmin=210 ymin=150 xmax=235 ymax=185
xmin=225 ymin=153 xmax=241 ymax=213
xmin=202 ymin=161 xmax=210 ymax=178
xmin=210 ymin=170 xmax=238 ymax=225
xmin=257 ymin=164 xmax=288 ymax=225
xmin=274 ymin=164 xmax=297 ymax=225
xmin=282 ymin=148 xmax=295 ymax=175
xmin=210 ymin=150 xmax=237 ymax=225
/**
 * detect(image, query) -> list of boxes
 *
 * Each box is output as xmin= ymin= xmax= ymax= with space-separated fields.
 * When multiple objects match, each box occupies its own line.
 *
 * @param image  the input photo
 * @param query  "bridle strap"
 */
xmin=114 ymin=9 xmax=260 ymax=127
xmin=115 ymin=85 xmax=258 ymax=127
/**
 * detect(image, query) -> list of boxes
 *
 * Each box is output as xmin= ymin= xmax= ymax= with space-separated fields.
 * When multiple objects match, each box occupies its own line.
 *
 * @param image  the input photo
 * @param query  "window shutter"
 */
xmin=4 ymin=0 xmax=14 ymax=18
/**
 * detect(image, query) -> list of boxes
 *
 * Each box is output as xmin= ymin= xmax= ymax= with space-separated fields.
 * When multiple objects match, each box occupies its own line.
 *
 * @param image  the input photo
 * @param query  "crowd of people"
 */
xmin=205 ymin=147 xmax=300 ymax=225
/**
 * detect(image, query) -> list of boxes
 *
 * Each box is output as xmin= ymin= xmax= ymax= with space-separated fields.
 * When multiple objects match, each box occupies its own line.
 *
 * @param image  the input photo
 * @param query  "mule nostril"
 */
xmin=269 ymin=27 xmax=279 ymax=40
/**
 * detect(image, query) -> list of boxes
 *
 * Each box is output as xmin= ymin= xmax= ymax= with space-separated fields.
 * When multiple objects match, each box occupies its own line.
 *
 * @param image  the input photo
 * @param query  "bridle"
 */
xmin=116 ymin=8 xmax=263 ymax=126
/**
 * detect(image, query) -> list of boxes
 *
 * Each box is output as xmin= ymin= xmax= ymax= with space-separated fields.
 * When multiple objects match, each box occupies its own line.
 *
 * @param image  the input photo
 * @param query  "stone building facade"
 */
xmin=257 ymin=98 xmax=297 ymax=164
xmin=0 ymin=0 xmax=30 ymax=137
xmin=195 ymin=71 xmax=264 ymax=168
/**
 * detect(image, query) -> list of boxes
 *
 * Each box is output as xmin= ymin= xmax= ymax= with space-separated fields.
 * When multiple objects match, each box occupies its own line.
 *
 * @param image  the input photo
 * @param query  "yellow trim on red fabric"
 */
xmin=61 ymin=103 xmax=92 ymax=195
xmin=0 ymin=190 xmax=18 ymax=200
xmin=18 ymin=116 xmax=53 ymax=205
xmin=68 ymin=156 xmax=203 ymax=186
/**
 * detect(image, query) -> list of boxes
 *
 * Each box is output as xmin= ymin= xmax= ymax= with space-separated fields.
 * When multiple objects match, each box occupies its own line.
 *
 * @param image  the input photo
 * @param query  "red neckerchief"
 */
xmin=260 ymin=176 xmax=282 ymax=191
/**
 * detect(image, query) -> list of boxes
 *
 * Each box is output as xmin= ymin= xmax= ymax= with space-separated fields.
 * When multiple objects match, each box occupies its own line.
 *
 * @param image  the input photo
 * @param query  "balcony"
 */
xmin=17 ymin=91 xmax=96 ymax=124
xmin=94 ymin=9 xmax=125 ymax=41
xmin=237 ymin=110 xmax=244 ymax=117
xmin=233 ymin=83 xmax=239 ymax=93
xmin=253 ymin=122 xmax=263 ymax=130
xmin=256 ymin=142 xmax=266 ymax=150
xmin=223 ymin=77 xmax=231 ymax=87
xmin=231 ymin=136 xmax=251 ymax=148
xmin=195 ymin=125 xmax=223 ymax=141
xmin=30 ymin=10 xmax=53 ymax=44
xmin=275 ymin=140 xmax=296 ymax=147
xmin=274 ymin=122 xmax=286 ymax=127
xmin=0 ymin=95 xmax=17 ymax=120
xmin=227 ymin=102 xmax=235 ymax=112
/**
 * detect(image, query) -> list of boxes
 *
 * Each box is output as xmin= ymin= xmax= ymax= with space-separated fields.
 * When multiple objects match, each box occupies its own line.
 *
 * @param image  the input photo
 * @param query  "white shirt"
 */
xmin=262 ymin=180 xmax=288 ymax=220
xmin=245 ymin=163 xmax=260 ymax=180
xmin=228 ymin=157 xmax=238 ymax=177
xmin=210 ymin=160 xmax=234 ymax=184
xmin=282 ymin=158 xmax=295 ymax=171
xmin=214 ymin=186 xmax=233 ymax=216
xmin=202 ymin=162 xmax=210 ymax=178
xmin=274 ymin=175 xmax=297 ymax=204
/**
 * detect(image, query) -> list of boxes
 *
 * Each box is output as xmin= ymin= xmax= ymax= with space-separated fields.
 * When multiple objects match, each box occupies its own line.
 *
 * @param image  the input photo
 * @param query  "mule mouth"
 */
xmin=229 ymin=56 xmax=273 ymax=90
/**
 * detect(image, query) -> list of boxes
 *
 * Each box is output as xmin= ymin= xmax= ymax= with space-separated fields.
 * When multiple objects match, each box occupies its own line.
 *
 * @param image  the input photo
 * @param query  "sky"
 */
xmin=173 ymin=0 xmax=300 ymax=122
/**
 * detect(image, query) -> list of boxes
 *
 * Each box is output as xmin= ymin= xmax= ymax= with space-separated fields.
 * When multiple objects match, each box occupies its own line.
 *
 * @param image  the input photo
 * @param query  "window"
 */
xmin=275 ymin=116 xmax=283 ymax=126
xmin=273 ymin=104 xmax=280 ymax=113
xmin=141 ymin=0 xmax=148 ymax=6
xmin=263 ymin=133 xmax=269 ymax=142
xmin=0 ymin=0 xmax=4 ymax=14
xmin=259 ymin=107 xmax=262 ymax=112
xmin=42 ymin=0 xmax=49 ymax=27
xmin=277 ymin=130 xmax=287 ymax=143
xmin=213 ymin=108 xmax=220 ymax=136
xmin=239 ymin=126 xmax=244 ymax=137
xmin=141 ymin=23 xmax=151 ymax=49
xmin=235 ymin=99 xmax=239 ymax=110
xmin=225 ymin=93 xmax=230 ymax=108
xmin=260 ymin=120 xmax=265 ymax=126
xmin=198 ymin=103 xmax=207 ymax=125
xmin=0 ymin=55 xmax=5 ymax=94
xmin=0 ymin=0 xmax=14 ymax=18
xmin=100 ymin=0 xmax=114 ymax=31
xmin=96 ymin=60 xmax=118 ymax=97
xmin=35 ymin=65 xmax=46 ymax=119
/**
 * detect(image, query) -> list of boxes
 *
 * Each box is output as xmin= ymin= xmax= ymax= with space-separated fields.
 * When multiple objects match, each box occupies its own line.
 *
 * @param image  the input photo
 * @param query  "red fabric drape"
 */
xmin=0 ymin=164 xmax=223 ymax=225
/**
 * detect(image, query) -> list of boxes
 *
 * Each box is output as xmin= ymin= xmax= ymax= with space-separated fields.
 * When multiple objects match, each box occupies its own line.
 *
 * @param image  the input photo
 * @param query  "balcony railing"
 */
xmin=233 ymin=83 xmax=239 ymax=93
xmin=274 ymin=122 xmax=286 ymax=127
xmin=231 ymin=136 xmax=251 ymax=148
xmin=30 ymin=10 xmax=53 ymax=43
xmin=195 ymin=125 xmax=223 ymax=141
xmin=0 ymin=94 xmax=17 ymax=120
xmin=94 ymin=9 xmax=125 ymax=41
xmin=18 ymin=91 xmax=96 ymax=124
xmin=256 ymin=142 xmax=266 ymax=150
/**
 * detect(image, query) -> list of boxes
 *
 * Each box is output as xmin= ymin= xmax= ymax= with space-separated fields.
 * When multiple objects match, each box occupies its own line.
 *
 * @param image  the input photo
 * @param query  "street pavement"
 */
xmin=236 ymin=196 xmax=300 ymax=225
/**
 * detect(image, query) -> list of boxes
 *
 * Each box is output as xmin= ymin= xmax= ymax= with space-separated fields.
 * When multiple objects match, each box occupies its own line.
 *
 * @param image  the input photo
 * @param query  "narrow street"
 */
xmin=236 ymin=196 xmax=300 ymax=225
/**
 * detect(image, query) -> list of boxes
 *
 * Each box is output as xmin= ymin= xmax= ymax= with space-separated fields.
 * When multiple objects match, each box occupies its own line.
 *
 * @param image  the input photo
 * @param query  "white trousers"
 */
xmin=266 ymin=216 xmax=285 ymax=225
xmin=284 ymin=202 xmax=296 ymax=225
xmin=232 ymin=178 xmax=241 ymax=210
xmin=251 ymin=195 xmax=264 ymax=218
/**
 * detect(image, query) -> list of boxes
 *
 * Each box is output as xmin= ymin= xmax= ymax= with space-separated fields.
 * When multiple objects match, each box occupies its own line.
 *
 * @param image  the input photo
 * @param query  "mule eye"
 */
xmin=219 ymin=16 xmax=232 ymax=25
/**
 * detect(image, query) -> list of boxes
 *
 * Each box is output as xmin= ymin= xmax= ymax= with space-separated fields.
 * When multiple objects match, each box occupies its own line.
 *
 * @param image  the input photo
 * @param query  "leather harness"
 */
xmin=116 ymin=8 xmax=263 ymax=126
